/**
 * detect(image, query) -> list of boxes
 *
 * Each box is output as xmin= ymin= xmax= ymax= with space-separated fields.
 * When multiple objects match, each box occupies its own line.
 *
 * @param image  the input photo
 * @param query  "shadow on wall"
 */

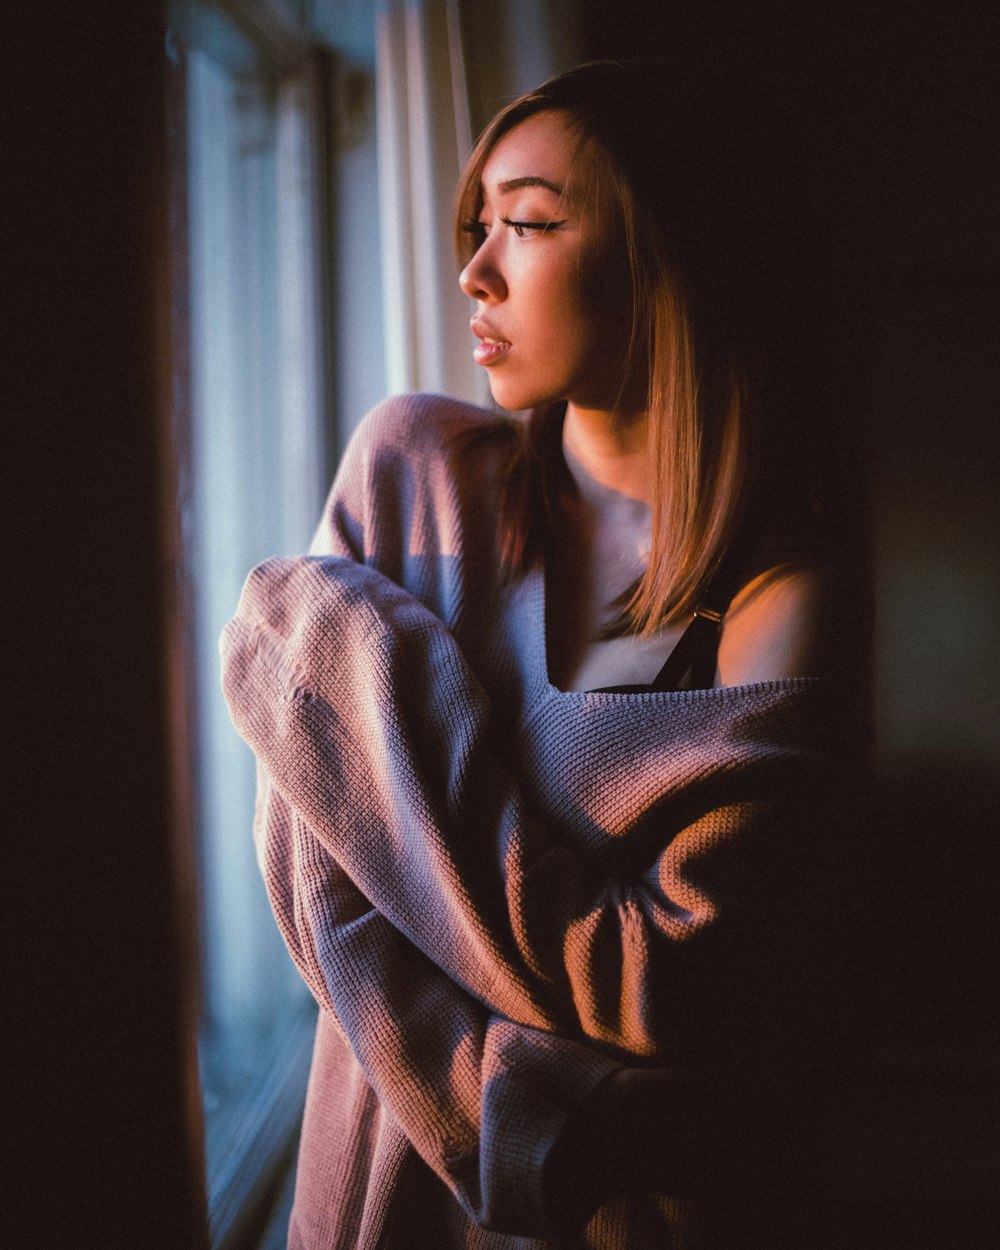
xmin=828 ymin=751 xmax=997 ymax=1247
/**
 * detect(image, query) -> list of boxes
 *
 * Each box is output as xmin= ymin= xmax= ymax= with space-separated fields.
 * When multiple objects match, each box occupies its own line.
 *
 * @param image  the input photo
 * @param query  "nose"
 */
xmin=459 ymin=237 xmax=507 ymax=303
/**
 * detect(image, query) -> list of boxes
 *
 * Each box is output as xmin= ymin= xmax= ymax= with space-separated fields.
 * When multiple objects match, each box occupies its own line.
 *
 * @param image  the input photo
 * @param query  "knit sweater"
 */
xmin=221 ymin=393 xmax=854 ymax=1249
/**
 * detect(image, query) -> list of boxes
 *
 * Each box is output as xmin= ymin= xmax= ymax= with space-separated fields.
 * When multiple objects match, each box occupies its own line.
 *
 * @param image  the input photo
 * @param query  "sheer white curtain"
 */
xmin=178 ymin=7 xmax=329 ymax=1235
xmin=375 ymin=0 xmax=480 ymax=401
xmin=373 ymin=0 xmax=581 ymax=404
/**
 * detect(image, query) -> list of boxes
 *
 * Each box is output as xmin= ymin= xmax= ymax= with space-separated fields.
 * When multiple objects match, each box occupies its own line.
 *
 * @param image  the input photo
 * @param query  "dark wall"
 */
xmin=577 ymin=5 xmax=998 ymax=1242
xmin=10 ymin=4 xmax=207 ymax=1247
xmin=575 ymin=5 xmax=998 ymax=754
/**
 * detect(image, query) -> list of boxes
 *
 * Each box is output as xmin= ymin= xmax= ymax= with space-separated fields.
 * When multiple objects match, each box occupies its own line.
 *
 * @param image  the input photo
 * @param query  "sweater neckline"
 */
xmin=527 ymin=560 xmax=820 ymax=705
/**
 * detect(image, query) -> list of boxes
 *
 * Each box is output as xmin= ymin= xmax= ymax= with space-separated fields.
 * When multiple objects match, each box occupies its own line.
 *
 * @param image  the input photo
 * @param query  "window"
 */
xmin=165 ymin=3 xmax=561 ymax=1242
xmin=167 ymin=2 xmax=333 ymax=1242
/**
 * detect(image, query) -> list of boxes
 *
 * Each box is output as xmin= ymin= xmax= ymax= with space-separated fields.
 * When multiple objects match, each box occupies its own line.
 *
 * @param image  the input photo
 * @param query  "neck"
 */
xmin=562 ymin=403 xmax=651 ymax=506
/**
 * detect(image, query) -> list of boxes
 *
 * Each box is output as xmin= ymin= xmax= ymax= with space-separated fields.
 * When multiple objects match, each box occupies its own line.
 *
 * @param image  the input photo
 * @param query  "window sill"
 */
xmin=204 ymin=1002 xmax=317 ymax=1250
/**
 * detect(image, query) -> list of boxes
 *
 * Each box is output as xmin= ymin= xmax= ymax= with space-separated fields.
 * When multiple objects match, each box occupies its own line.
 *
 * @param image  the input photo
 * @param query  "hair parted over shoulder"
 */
xmin=455 ymin=61 xmax=819 ymax=634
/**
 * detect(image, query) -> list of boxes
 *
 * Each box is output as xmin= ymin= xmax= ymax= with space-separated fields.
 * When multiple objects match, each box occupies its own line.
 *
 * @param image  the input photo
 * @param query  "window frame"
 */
xmin=166 ymin=3 xmax=335 ymax=1244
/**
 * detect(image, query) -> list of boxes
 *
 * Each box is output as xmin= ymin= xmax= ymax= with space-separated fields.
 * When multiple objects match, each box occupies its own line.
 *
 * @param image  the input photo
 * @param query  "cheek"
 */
xmin=536 ymin=263 xmax=600 ymax=352
xmin=579 ymin=244 xmax=631 ymax=345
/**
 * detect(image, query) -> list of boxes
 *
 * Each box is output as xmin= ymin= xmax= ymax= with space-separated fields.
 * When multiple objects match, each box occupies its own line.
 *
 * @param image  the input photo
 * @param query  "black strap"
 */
xmin=590 ymin=552 xmax=744 ymax=694
xmin=647 ymin=606 xmax=723 ymax=692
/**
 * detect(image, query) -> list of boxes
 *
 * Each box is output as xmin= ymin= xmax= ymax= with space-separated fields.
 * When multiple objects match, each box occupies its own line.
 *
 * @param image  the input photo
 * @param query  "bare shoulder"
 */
xmin=716 ymin=561 xmax=854 ymax=685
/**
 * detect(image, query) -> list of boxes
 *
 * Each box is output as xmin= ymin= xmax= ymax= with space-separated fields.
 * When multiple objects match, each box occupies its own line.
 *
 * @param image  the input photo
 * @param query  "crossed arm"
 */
xmin=220 ymin=398 xmax=848 ymax=1234
xmin=222 ymin=552 xmax=843 ymax=1231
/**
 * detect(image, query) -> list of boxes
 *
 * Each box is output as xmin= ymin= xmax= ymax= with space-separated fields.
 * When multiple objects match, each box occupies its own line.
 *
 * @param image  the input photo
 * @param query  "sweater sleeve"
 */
xmin=253 ymin=762 xmax=619 ymax=1235
xmin=222 ymin=552 xmax=843 ymax=1065
xmin=228 ymin=402 xmax=623 ymax=1237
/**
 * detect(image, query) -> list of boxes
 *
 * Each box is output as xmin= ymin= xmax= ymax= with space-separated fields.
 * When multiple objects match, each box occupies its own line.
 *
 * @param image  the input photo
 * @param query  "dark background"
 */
xmin=9 ymin=1 xmax=996 ymax=1245
xmin=577 ymin=7 xmax=999 ymax=1244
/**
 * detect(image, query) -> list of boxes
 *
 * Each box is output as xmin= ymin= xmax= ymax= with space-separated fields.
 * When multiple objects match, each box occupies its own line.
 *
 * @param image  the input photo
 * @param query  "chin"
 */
xmin=487 ymin=377 xmax=560 ymax=413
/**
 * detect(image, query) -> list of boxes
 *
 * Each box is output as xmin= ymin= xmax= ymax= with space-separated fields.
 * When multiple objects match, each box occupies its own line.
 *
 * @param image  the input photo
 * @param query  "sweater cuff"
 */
xmin=478 ymin=1020 xmax=621 ymax=1237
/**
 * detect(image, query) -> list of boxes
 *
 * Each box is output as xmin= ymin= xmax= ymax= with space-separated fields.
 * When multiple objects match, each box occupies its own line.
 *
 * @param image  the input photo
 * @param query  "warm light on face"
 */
xmin=459 ymin=110 xmax=630 ymax=414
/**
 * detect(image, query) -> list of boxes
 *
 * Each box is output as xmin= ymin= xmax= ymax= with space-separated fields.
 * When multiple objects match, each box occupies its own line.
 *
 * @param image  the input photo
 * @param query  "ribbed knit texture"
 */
xmin=221 ymin=394 xmax=853 ymax=1249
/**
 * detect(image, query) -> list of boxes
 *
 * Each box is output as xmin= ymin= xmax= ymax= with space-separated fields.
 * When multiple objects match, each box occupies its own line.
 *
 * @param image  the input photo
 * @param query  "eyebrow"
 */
xmin=496 ymin=175 xmax=565 ymax=197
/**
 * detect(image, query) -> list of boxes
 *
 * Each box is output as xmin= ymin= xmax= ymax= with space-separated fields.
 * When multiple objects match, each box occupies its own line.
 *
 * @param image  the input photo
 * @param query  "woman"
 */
xmin=223 ymin=62 xmax=859 ymax=1248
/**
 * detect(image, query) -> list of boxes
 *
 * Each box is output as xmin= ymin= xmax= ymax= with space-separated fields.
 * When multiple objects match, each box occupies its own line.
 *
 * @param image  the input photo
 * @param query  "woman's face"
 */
xmin=459 ymin=110 xmax=631 ymax=414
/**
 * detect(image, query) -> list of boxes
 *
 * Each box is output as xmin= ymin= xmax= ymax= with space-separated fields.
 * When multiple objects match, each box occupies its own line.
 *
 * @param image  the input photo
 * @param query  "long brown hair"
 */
xmin=454 ymin=62 xmax=817 ymax=633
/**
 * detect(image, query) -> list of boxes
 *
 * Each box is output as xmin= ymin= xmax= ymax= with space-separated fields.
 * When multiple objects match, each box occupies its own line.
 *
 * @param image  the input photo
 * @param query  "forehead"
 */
xmin=480 ymin=109 xmax=596 ymax=201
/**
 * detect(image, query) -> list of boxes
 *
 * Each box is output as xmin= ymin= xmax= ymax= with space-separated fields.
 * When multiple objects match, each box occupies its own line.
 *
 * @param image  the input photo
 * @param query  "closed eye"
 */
xmin=460 ymin=216 xmax=566 ymax=243
xmin=499 ymin=215 xmax=565 ymax=238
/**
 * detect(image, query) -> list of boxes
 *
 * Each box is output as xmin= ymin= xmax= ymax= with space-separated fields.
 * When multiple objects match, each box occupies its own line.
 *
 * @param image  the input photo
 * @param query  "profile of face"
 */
xmin=459 ymin=110 xmax=632 ymax=414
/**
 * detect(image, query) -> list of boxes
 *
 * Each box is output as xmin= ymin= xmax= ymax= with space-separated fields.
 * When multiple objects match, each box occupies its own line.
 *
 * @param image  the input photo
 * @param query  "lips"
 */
xmin=473 ymin=340 xmax=512 ymax=365
xmin=470 ymin=317 xmax=511 ymax=366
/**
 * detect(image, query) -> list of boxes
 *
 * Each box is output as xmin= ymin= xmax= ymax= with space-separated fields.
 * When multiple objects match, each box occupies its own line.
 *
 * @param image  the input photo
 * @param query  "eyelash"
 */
xmin=461 ymin=215 xmax=565 ymax=242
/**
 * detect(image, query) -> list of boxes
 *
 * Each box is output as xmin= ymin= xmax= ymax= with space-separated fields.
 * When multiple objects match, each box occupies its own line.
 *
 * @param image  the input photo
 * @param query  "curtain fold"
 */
xmin=376 ymin=0 xmax=482 ymax=401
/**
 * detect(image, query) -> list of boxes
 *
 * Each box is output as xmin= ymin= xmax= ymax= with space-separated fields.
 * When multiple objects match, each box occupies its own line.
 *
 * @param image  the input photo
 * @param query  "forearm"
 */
xmin=262 ymin=763 xmax=728 ymax=1237
xmin=257 ymin=769 xmax=621 ymax=1236
xmin=223 ymin=556 xmax=557 ymax=1030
